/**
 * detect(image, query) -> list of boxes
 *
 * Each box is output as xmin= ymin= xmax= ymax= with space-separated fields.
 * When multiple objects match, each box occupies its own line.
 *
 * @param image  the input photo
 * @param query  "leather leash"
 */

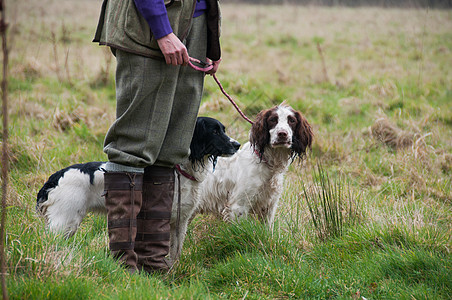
xmin=188 ymin=57 xmax=254 ymax=125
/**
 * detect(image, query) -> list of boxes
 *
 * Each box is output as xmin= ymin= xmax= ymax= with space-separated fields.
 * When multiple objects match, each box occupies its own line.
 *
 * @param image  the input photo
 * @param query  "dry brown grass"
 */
xmin=9 ymin=0 xmax=106 ymax=80
xmin=219 ymin=5 xmax=451 ymax=87
xmin=371 ymin=117 xmax=415 ymax=149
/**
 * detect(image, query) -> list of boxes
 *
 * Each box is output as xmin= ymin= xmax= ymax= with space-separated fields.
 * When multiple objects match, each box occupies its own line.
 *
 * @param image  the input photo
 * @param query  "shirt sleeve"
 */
xmin=133 ymin=0 xmax=173 ymax=40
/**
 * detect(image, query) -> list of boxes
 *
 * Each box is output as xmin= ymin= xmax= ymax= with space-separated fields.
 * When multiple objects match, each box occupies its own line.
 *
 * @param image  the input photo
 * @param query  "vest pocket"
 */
xmin=124 ymin=0 xmax=183 ymax=52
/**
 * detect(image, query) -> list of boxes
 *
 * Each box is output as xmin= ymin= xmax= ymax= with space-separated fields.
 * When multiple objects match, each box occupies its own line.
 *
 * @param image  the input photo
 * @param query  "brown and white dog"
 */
xmin=196 ymin=103 xmax=313 ymax=226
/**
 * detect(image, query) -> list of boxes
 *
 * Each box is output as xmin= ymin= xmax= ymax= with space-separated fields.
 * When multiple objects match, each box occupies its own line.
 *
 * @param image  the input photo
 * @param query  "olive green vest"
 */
xmin=93 ymin=0 xmax=221 ymax=61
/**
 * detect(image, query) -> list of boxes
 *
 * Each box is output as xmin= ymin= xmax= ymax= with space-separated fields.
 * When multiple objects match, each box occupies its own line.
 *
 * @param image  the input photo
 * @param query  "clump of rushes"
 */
xmin=302 ymin=163 xmax=362 ymax=241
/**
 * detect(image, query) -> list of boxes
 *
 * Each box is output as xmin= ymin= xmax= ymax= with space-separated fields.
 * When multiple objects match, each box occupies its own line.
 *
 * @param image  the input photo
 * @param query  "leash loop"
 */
xmin=188 ymin=57 xmax=213 ymax=73
xmin=188 ymin=57 xmax=254 ymax=125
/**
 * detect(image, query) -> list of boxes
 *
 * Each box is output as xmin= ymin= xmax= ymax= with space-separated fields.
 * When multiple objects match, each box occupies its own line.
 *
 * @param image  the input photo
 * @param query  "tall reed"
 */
xmin=302 ymin=163 xmax=362 ymax=241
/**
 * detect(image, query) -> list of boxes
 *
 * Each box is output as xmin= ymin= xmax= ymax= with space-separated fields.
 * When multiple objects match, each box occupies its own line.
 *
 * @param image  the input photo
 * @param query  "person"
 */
xmin=93 ymin=0 xmax=221 ymax=273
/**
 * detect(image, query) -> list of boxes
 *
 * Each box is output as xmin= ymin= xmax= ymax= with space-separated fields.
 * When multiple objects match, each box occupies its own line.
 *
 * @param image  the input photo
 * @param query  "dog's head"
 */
xmin=189 ymin=117 xmax=241 ymax=166
xmin=250 ymin=103 xmax=313 ymax=159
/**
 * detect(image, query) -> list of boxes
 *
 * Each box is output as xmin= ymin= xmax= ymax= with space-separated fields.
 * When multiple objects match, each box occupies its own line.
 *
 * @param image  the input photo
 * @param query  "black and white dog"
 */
xmin=37 ymin=117 xmax=240 ymax=259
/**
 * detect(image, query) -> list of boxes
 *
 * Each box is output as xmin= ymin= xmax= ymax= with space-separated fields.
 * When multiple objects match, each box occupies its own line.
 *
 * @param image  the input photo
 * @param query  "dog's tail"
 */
xmin=36 ymin=167 xmax=69 ymax=213
xmin=36 ymin=181 xmax=55 ymax=213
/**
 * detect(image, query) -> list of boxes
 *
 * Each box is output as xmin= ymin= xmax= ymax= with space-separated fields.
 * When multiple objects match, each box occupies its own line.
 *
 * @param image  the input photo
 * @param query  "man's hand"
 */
xmin=206 ymin=58 xmax=221 ymax=75
xmin=157 ymin=33 xmax=189 ymax=66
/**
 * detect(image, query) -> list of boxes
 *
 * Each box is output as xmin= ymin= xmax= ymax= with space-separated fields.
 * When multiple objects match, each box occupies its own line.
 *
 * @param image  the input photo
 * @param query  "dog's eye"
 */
xmin=269 ymin=117 xmax=278 ymax=124
xmin=288 ymin=117 xmax=296 ymax=124
xmin=213 ymin=129 xmax=220 ymax=135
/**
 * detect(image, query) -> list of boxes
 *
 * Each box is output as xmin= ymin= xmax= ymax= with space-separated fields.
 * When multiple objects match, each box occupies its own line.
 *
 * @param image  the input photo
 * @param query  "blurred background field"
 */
xmin=1 ymin=0 xmax=451 ymax=299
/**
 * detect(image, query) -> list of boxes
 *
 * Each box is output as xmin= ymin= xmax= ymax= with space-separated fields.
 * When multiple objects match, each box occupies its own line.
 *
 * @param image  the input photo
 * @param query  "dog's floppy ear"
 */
xmin=250 ymin=108 xmax=272 ymax=157
xmin=291 ymin=111 xmax=313 ymax=158
xmin=189 ymin=118 xmax=206 ymax=163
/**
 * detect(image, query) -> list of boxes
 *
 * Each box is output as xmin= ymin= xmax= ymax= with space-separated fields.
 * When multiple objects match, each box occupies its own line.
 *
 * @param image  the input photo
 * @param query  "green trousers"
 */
xmin=104 ymin=15 xmax=207 ymax=168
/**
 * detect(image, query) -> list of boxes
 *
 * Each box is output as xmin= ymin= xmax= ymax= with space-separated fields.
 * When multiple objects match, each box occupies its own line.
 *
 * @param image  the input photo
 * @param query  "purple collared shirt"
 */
xmin=134 ymin=0 xmax=207 ymax=40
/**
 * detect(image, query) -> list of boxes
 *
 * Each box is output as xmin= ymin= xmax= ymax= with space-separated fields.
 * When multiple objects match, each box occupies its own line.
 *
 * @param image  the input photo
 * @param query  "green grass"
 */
xmin=1 ymin=1 xmax=451 ymax=299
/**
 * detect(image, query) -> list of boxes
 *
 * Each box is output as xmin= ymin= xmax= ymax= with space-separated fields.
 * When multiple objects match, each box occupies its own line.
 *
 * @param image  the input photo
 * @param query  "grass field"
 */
xmin=2 ymin=0 xmax=451 ymax=299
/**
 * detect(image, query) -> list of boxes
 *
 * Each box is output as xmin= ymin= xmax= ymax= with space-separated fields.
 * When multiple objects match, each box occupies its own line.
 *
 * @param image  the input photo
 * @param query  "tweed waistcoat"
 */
xmin=93 ymin=0 xmax=221 ymax=61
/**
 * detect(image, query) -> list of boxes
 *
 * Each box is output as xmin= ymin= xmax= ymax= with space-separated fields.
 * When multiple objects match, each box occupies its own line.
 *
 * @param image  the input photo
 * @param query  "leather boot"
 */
xmin=135 ymin=166 xmax=174 ymax=273
xmin=104 ymin=172 xmax=143 ymax=273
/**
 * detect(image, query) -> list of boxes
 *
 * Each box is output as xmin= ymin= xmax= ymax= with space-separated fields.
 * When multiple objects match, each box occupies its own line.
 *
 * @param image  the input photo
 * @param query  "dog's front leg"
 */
xmin=169 ymin=200 xmax=197 ymax=262
xmin=169 ymin=219 xmax=188 ymax=262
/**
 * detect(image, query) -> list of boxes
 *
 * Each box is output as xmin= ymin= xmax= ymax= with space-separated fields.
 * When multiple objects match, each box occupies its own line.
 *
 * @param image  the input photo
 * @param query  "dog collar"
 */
xmin=175 ymin=164 xmax=197 ymax=182
xmin=254 ymin=149 xmax=268 ymax=164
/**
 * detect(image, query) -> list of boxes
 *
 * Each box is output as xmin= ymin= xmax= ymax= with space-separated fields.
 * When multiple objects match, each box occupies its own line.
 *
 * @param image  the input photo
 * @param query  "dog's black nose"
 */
xmin=232 ymin=140 xmax=241 ymax=150
xmin=278 ymin=130 xmax=288 ymax=139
